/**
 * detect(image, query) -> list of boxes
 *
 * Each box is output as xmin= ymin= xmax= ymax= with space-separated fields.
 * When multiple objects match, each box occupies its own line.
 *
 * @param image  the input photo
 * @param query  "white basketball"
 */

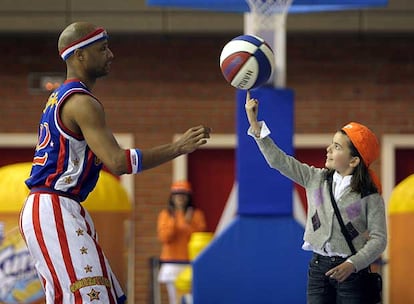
xmin=219 ymin=34 xmax=275 ymax=90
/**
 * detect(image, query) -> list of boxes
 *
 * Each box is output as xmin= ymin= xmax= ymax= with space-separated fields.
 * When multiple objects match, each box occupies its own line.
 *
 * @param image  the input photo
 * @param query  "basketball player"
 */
xmin=19 ymin=21 xmax=210 ymax=304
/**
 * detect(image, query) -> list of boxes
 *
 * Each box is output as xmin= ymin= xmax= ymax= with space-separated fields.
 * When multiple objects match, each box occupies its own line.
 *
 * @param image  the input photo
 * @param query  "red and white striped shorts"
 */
xmin=19 ymin=192 xmax=126 ymax=304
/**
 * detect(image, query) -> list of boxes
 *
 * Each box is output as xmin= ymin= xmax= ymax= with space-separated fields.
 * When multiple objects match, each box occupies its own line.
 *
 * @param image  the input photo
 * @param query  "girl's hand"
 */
xmin=325 ymin=261 xmax=356 ymax=282
xmin=244 ymin=90 xmax=261 ymax=136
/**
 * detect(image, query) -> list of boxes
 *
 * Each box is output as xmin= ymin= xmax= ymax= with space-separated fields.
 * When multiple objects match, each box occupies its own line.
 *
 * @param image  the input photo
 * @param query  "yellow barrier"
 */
xmin=175 ymin=232 xmax=213 ymax=298
xmin=388 ymin=174 xmax=414 ymax=304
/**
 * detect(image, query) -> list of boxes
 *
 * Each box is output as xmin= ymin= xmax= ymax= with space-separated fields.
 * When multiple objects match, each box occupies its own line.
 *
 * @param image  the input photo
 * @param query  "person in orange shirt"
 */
xmin=157 ymin=181 xmax=207 ymax=304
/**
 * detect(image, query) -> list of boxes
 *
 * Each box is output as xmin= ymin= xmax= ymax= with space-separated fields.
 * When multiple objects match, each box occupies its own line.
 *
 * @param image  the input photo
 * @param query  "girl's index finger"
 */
xmin=246 ymin=90 xmax=250 ymax=102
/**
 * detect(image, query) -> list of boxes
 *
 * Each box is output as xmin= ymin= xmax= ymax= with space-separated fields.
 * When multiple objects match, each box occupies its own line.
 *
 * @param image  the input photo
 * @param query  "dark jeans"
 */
xmin=307 ymin=253 xmax=365 ymax=304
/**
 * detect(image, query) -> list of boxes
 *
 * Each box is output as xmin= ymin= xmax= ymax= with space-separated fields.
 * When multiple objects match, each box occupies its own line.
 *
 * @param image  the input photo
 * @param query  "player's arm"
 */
xmin=61 ymin=94 xmax=129 ymax=175
xmin=62 ymin=94 xmax=210 ymax=175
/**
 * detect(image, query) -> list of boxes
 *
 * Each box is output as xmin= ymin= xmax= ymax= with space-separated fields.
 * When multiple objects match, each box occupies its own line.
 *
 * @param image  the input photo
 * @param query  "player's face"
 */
xmin=83 ymin=40 xmax=114 ymax=78
xmin=325 ymin=131 xmax=356 ymax=176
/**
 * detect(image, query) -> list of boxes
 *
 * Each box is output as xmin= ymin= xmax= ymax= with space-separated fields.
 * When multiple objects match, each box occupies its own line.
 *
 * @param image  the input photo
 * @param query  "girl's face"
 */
xmin=325 ymin=131 xmax=359 ymax=176
xmin=172 ymin=193 xmax=189 ymax=209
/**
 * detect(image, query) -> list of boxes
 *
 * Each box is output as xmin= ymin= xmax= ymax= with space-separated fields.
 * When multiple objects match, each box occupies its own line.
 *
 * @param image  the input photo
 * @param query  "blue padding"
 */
xmin=147 ymin=0 xmax=388 ymax=13
xmin=192 ymin=216 xmax=312 ymax=304
xmin=237 ymin=87 xmax=294 ymax=215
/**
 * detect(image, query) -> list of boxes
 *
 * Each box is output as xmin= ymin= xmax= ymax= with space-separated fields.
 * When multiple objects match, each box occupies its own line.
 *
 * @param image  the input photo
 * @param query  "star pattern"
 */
xmin=84 ymin=265 xmax=93 ymax=273
xmin=64 ymin=176 xmax=73 ymax=184
xmin=94 ymin=156 xmax=102 ymax=165
xmin=87 ymin=288 xmax=100 ymax=301
xmin=76 ymin=228 xmax=84 ymax=236
xmin=80 ymin=246 xmax=88 ymax=255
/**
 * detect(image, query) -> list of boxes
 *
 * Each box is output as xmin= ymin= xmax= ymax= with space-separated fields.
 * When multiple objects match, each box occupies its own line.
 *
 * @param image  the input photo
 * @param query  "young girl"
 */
xmin=245 ymin=92 xmax=387 ymax=304
xmin=157 ymin=181 xmax=207 ymax=304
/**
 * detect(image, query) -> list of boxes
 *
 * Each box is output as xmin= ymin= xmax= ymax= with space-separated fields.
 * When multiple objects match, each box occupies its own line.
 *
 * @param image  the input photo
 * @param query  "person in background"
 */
xmin=245 ymin=92 xmax=386 ymax=304
xmin=157 ymin=181 xmax=207 ymax=304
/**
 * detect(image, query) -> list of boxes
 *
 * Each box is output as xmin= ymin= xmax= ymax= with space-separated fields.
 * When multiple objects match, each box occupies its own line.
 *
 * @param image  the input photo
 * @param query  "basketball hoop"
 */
xmin=244 ymin=0 xmax=293 ymax=88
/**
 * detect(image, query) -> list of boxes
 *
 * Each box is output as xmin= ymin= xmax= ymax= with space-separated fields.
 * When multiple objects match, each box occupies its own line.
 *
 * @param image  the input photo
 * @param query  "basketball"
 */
xmin=219 ymin=34 xmax=275 ymax=90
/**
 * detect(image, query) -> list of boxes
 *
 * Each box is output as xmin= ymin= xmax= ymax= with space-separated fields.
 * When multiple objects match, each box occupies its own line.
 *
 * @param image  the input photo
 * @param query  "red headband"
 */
xmin=59 ymin=27 xmax=108 ymax=60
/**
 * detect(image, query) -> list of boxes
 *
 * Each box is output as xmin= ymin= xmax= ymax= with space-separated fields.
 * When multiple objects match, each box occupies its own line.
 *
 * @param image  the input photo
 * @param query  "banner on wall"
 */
xmin=0 ymin=225 xmax=44 ymax=304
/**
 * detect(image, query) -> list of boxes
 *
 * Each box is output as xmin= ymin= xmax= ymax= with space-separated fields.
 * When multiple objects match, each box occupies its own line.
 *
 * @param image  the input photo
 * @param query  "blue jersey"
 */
xmin=25 ymin=79 xmax=103 ymax=202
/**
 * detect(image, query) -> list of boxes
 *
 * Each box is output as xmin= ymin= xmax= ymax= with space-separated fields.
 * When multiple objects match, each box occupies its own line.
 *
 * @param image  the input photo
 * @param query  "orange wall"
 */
xmin=0 ymin=32 xmax=413 ymax=303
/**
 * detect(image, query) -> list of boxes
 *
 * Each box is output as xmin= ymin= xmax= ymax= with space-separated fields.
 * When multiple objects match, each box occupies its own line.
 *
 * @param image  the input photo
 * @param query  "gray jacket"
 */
xmin=254 ymin=135 xmax=387 ymax=272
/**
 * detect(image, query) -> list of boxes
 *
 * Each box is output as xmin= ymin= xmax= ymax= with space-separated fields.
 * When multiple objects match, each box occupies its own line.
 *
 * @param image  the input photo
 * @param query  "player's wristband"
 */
xmin=125 ymin=149 xmax=142 ymax=174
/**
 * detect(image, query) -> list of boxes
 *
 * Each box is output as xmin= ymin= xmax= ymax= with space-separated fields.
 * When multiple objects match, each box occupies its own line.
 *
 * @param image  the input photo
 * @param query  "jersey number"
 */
xmin=33 ymin=122 xmax=51 ymax=166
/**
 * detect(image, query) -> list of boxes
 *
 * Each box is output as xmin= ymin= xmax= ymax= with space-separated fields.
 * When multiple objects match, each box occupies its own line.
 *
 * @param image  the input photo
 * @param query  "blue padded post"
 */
xmin=237 ymin=87 xmax=294 ymax=215
xmin=192 ymin=216 xmax=311 ymax=304
xmin=192 ymin=87 xmax=311 ymax=304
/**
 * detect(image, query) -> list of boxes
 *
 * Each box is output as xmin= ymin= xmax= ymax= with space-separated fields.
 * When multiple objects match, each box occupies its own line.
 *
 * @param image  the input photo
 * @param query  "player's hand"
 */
xmin=176 ymin=125 xmax=211 ymax=154
xmin=325 ymin=261 xmax=356 ymax=282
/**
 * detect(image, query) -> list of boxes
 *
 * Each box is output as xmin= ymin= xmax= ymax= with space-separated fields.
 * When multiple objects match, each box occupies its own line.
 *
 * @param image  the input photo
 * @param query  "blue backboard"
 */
xmin=147 ymin=0 xmax=388 ymax=14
